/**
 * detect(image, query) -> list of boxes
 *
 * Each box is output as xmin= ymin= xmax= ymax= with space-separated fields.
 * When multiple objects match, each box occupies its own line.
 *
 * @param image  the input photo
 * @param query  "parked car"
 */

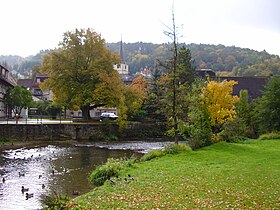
xmin=100 ymin=112 xmax=118 ymax=121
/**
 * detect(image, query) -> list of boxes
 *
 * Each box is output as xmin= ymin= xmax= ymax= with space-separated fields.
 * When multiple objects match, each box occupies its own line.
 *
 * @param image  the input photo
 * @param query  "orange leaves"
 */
xmin=202 ymin=80 xmax=239 ymax=128
xmin=130 ymin=75 xmax=148 ymax=99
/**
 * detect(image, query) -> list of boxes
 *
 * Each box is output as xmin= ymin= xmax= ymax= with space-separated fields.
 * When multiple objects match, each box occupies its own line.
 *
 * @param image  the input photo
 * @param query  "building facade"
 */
xmin=0 ymin=65 xmax=16 ymax=118
xmin=17 ymin=73 xmax=51 ymax=101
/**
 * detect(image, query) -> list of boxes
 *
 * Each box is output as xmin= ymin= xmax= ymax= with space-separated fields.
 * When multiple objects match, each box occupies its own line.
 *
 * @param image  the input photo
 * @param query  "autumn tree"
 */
xmin=130 ymin=75 xmax=148 ymax=98
xmin=122 ymin=75 xmax=148 ymax=120
xmin=121 ymin=85 xmax=143 ymax=121
xmin=40 ymin=28 xmax=123 ymax=119
xmin=3 ymin=86 xmax=33 ymax=116
xmin=202 ymin=80 xmax=239 ymax=133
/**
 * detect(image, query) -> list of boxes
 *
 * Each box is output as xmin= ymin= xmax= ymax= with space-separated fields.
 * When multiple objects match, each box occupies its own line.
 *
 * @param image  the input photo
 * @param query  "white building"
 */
xmin=0 ymin=65 xmax=16 ymax=118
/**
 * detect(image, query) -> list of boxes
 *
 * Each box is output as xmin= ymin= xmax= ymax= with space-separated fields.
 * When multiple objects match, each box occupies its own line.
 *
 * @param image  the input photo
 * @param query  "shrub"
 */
xmin=125 ymin=155 xmax=137 ymax=168
xmin=218 ymin=119 xmax=252 ymax=143
xmin=140 ymin=150 xmax=166 ymax=162
xmin=188 ymin=97 xmax=213 ymax=149
xmin=105 ymin=134 xmax=118 ymax=141
xmin=258 ymin=132 xmax=280 ymax=140
xmin=0 ymin=137 xmax=10 ymax=142
xmin=47 ymin=104 xmax=61 ymax=119
xmin=164 ymin=143 xmax=191 ymax=154
xmin=42 ymin=192 xmax=70 ymax=209
xmin=88 ymin=157 xmax=136 ymax=186
xmin=211 ymin=134 xmax=220 ymax=143
xmin=140 ymin=143 xmax=191 ymax=162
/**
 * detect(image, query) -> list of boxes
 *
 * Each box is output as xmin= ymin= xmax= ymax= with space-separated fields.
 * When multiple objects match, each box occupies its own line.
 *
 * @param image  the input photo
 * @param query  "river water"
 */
xmin=0 ymin=141 xmax=170 ymax=210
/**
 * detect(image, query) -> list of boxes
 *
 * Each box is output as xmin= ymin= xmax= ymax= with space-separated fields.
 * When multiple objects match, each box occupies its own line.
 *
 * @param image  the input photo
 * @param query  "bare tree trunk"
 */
xmin=162 ymin=4 xmax=181 ymax=144
xmin=171 ymin=7 xmax=179 ymax=144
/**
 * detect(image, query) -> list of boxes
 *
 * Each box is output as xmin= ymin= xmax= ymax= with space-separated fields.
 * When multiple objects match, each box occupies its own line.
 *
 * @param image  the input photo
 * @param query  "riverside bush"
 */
xmin=0 ymin=137 xmax=10 ymax=142
xmin=140 ymin=149 xmax=166 ymax=162
xmin=258 ymin=132 xmax=280 ymax=140
xmin=217 ymin=119 xmax=254 ymax=143
xmin=140 ymin=143 xmax=191 ymax=162
xmin=42 ymin=192 xmax=70 ymax=209
xmin=164 ymin=143 xmax=191 ymax=154
xmin=88 ymin=157 xmax=136 ymax=186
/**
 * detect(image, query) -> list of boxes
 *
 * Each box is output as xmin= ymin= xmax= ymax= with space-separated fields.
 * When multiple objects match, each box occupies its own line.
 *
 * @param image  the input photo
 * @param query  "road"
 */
xmin=0 ymin=119 xmax=73 ymax=124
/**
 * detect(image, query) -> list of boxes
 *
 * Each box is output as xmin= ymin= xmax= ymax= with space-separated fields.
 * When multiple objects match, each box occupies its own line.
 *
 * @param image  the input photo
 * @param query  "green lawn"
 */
xmin=69 ymin=140 xmax=280 ymax=209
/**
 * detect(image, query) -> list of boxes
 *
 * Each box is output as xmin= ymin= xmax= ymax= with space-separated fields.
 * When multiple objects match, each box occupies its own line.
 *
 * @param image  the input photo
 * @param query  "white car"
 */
xmin=100 ymin=113 xmax=118 ymax=121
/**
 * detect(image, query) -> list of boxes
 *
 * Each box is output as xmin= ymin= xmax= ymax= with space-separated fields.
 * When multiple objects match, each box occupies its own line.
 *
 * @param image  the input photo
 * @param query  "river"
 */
xmin=0 ymin=140 xmax=170 ymax=210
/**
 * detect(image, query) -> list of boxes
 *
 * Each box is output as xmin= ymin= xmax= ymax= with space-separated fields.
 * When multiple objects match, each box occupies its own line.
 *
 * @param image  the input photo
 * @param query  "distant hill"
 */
xmin=0 ymin=50 xmax=51 ymax=78
xmin=1 ymin=43 xmax=280 ymax=78
xmin=107 ymin=42 xmax=280 ymax=76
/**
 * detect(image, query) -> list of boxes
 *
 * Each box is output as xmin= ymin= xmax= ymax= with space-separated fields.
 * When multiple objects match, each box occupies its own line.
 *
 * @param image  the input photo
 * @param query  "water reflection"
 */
xmin=0 ymin=143 xmax=135 ymax=210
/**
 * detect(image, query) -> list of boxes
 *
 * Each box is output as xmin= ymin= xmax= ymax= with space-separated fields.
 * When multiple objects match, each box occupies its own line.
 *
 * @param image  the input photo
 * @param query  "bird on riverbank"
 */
xmin=72 ymin=191 xmax=80 ymax=196
xmin=108 ymin=178 xmax=116 ymax=185
xmin=39 ymin=175 xmax=42 ymax=179
xmin=124 ymin=178 xmax=130 ymax=183
xmin=21 ymin=186 xmax=29 ymax=193
xmin=2 ymin=177 xmax=5 ymax=183
xmin=42 ymin=184 xmax=45 ymax=189
xmin=128 ymin=174 xmax=134 ymax=180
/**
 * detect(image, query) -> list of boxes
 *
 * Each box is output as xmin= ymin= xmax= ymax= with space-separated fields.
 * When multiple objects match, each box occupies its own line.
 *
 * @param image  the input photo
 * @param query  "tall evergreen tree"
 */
xmin=142 ymin=68 xmax=165 ymax=121
xmin=255 ymin=76 xmax=280 ymax=133
xmin=159 ymin=9 xmax=196 ymax=143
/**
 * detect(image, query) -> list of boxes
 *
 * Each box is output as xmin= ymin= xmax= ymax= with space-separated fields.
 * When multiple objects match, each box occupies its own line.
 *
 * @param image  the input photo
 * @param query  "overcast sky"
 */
xmin=1 ymin=0 xmax=279 ymax=57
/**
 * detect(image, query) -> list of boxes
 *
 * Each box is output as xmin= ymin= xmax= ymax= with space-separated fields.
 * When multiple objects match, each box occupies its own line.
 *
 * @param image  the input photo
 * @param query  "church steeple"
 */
xmin=113 ymin=36 xmax=129 ymax=75
xmin=120 ymin=36 xmax=125 ymax=64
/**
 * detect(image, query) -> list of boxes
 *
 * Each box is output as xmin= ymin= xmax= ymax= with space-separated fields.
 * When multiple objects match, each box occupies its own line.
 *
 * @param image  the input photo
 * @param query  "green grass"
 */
xmin=68 ymin=140 xmax=280 ymax=209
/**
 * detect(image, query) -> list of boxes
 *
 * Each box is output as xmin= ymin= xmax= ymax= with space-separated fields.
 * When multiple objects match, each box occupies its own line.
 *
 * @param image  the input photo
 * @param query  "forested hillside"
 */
xmin=1 ymin=43 xmax=280 ymax=78
xmin=107 ymin=42 xmax=280 ymax=76
xmin=0 ymin=50 xmax=50 ymax=78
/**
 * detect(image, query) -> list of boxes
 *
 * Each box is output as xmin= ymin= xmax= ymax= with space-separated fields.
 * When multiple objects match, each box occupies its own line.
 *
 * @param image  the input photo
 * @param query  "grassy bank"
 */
xmin=69 ymin=140 xmax=280 ymax=209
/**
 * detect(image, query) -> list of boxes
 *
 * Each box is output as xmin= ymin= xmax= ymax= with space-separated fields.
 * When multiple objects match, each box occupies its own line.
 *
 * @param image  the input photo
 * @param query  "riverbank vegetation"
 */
xmin=88 ymin=143 xmax=191 ymax=187
xmin=68 ymin=139 xmax=280 ymax=209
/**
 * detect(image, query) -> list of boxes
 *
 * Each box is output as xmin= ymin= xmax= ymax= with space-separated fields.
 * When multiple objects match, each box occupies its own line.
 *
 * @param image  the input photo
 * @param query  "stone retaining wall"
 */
xmin=0 ymin=123 xmax=165 ymax=141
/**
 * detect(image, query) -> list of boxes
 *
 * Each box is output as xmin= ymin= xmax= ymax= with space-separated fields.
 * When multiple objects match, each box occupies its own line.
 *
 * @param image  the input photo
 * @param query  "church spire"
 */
xmin=120 ymin=36 xmax=125 ymax=64
xmin=113 ymin=35 xmax=129 ymax=75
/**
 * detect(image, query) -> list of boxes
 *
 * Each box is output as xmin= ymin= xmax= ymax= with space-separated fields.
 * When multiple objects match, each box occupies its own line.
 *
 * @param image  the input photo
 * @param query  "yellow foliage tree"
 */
xmin=202 ymin=80 xmax=239 ymax=131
